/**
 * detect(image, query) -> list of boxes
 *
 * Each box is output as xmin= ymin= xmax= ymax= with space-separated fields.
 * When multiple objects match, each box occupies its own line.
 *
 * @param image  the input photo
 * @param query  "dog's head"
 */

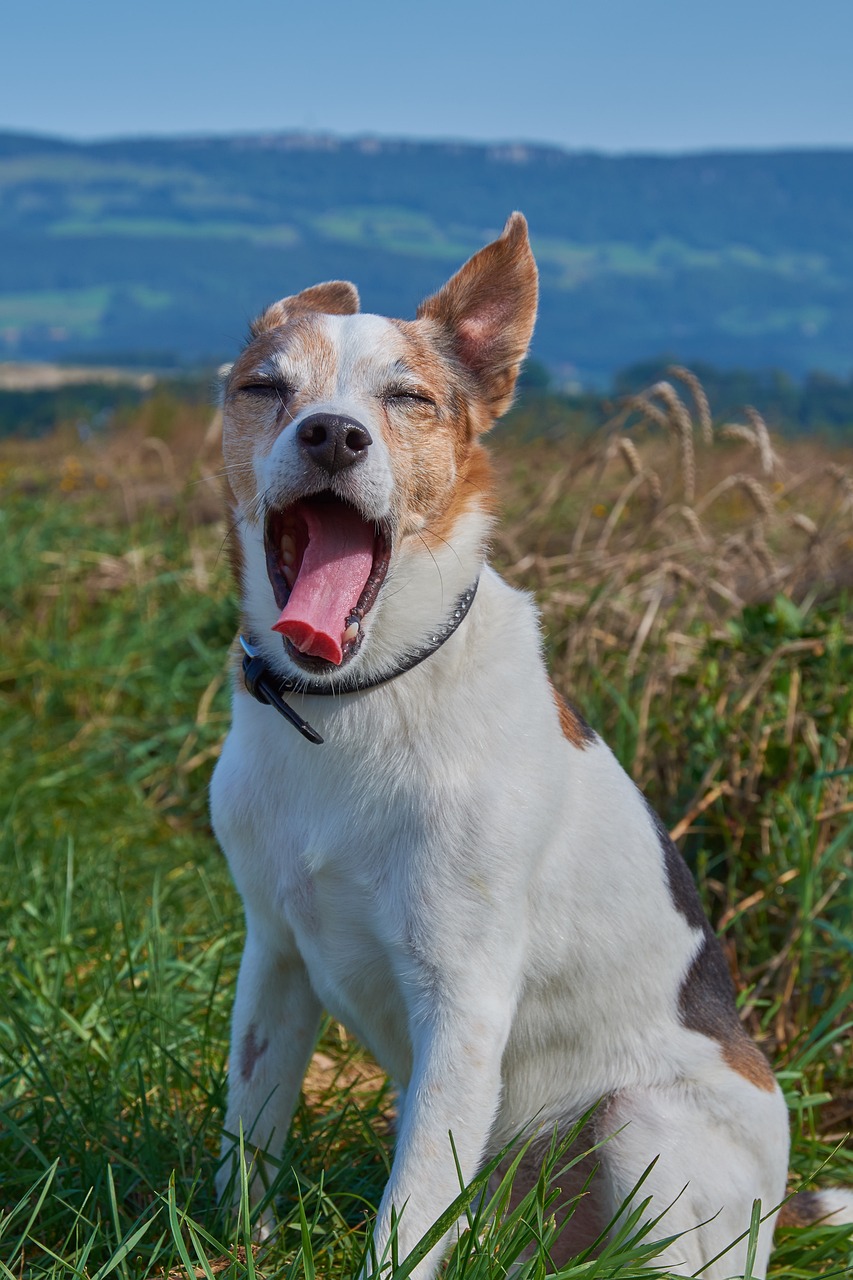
xmin=222 ymin=212 xmax=538 ymax=683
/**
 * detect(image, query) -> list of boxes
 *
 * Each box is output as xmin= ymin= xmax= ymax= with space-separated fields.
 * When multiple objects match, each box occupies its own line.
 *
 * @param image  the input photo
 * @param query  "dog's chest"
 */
xmin=285 ymin=850 xmax=417 ymax=1073
xmin=215 ymin=700 xmax=467 ymax=1081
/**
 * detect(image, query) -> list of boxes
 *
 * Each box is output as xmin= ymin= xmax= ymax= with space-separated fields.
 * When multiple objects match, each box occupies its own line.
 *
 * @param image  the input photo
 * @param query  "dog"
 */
xmin=210 ymin=214 xmax=851 ymax=1278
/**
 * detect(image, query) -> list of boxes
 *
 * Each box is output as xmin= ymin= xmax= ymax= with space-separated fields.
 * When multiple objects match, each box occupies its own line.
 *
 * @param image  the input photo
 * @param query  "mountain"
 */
xmin=1 ymin=131 xmax=852 ymax=383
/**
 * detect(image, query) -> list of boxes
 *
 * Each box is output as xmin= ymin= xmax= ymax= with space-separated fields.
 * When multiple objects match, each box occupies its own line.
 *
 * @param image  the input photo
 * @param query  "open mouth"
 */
xmin=264 ymin=493 xmax=391 ymax=670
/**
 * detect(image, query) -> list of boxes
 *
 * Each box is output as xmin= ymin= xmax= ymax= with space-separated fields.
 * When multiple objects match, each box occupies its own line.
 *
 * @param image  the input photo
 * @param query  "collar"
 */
xmin=238 ymin=579 xmax=479 ymax=745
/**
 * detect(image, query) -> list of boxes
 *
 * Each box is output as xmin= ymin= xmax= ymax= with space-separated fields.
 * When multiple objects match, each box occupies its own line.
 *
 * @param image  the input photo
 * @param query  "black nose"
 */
xmin=297 ymin=412 xmax=372 ymax=474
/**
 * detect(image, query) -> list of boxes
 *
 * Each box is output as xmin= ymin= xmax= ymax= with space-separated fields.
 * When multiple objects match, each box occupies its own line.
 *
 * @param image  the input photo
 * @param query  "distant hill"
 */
xmin=1 ymin=131 xmax=852 ymax=383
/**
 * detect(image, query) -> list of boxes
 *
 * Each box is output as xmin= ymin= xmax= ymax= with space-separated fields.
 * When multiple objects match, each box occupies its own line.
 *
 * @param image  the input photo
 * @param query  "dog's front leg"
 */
xmin=217 ymin=925 xmax=322 ymax=1234
xmin=367 ymin=999 xmax=511 ymax=1280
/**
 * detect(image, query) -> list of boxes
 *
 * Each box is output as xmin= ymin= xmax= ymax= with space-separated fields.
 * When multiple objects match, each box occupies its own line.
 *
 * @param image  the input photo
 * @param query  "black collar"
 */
xmin=239 ymin=579 xmax=479 ymax=745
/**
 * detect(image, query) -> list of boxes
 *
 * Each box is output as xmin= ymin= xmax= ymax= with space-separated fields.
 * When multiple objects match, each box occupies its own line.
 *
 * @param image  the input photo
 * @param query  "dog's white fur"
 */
xmin=210 ymin=216 xmax=848 ymax=1278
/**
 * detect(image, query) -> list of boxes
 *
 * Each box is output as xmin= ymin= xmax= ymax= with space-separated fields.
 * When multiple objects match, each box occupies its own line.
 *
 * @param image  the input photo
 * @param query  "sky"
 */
xmin=2 ymin=0 xmax=852 ymax=153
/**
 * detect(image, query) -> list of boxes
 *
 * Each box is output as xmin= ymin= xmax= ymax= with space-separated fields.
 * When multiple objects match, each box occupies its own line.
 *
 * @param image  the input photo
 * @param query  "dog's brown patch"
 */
xmin=777 ymin=1192 xmax=831 ymax=1227
xmin=720 ymin=1032 xmax=777 ymax=1091
xmin=550 ymin=682 xmax=595 ymax=749
xmin=423 ymin=437 xmax=496 ymax=548
xmin=489 ymin=1120 xmax=607 ymax=1265
xmin=646 ymin=801 xmax=777 ymax=1092
xmin=240 ymin=1025 xmax=269 ymax=1082
xmin=252 ymin=280 xmax=359 ymax=336
xmin=679 ymin=935 xmax=777 ymax=1092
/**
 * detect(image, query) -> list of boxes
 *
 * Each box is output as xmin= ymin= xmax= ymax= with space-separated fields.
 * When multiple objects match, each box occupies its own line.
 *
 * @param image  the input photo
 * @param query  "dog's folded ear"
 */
xmin=251 ymin=281 xmax=360 ymax=336
xmin=417 ymin=212 xmax=538 ymax=422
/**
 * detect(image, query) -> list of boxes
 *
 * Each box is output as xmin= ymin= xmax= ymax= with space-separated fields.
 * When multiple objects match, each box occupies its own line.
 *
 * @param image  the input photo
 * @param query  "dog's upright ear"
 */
xmin=417 ymin=212 xmax=538 ymax=422
xmin=251 ymin=281 xmax=360 ymax=337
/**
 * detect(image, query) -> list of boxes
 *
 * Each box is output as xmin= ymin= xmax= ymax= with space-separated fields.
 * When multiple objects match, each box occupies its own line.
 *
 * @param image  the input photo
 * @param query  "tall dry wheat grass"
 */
xmin=496 ymin=374 xmax=853 ymax=682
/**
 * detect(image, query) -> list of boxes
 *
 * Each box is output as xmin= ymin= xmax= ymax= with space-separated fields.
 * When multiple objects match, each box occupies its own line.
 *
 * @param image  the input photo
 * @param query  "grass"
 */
xmin=0 ymin=377 xmax=851 ymax=1277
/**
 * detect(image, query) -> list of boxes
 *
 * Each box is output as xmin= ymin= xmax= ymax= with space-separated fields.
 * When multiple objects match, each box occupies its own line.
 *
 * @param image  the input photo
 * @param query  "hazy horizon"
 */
xmin=5 ymin=124 xmax=853 ymax=159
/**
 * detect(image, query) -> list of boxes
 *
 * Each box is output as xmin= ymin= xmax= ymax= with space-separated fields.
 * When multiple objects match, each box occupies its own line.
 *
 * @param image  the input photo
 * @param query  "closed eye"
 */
xmin=382 ymin=387 xmax=437 ymax=409
xmin=237 ymin=381 xmax=294 ymax=399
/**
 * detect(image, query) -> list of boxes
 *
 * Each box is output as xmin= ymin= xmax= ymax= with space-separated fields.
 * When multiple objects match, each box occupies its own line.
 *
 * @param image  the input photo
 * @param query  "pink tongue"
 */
xmin=272 ymin=503 xmax=375 ymax=664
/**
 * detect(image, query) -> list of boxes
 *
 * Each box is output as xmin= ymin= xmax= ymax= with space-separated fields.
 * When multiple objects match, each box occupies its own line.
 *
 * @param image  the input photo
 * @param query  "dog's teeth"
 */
xmin=283 ymin=565 xmax=295 ymax=587
xmin=280 ymin=534 xmax=296 ymax=564
xmin=343 ymin=621 xmax=360 ymax=642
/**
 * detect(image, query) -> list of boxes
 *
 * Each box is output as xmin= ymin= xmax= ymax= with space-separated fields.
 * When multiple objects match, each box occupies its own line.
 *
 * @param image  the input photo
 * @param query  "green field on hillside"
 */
xmin=2 ymin=133 xmax=853 ymax=380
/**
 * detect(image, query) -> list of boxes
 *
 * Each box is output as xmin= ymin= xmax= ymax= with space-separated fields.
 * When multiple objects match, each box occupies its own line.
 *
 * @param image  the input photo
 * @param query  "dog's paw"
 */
xmin=252 ymin=1204 xmax=276 ymax=1244
xmin=216 ymin=1150 xmax=277 ymax=1244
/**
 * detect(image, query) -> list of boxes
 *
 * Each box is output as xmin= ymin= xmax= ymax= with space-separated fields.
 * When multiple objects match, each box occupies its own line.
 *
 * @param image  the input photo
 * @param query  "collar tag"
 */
xmin=240 ymin=639 xmax=325 ymax=743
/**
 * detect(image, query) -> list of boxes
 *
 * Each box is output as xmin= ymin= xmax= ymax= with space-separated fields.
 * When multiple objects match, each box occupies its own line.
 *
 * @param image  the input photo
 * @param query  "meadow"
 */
xmin=1 ymin=376 xmax=851 ymax=1277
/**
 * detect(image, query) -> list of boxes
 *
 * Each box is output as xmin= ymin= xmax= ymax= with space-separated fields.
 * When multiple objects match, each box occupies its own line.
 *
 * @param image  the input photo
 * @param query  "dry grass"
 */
xmin=496 ymin=376 xmax=853 ymax=772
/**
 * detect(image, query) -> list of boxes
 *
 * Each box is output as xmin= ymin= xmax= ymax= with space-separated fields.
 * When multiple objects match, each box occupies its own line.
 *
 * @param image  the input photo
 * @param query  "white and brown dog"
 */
xmin=210 ymin=214 xmax=850 ymax=1278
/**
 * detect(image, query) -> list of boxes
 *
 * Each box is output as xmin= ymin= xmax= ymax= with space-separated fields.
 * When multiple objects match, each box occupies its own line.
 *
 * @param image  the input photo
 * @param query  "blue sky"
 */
xmin=3 ymin=0 xmax=852 ymax=152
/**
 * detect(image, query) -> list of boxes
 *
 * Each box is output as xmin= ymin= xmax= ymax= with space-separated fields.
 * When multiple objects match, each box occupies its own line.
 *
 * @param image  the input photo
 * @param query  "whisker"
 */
xmin=420 ymin=525 xmax=463 ymax=570
xmin=215 ymin=512 xmax=245 ymax=568
xmin=412 ymin=528 xmax=445 ymax=606
xmin=247 ymin=488 xmax=269 ymax=524
xmin=276 ymin=390 xmax=295 ymax=425
xmin=186 ymin=463 xmax=255 ymax=489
